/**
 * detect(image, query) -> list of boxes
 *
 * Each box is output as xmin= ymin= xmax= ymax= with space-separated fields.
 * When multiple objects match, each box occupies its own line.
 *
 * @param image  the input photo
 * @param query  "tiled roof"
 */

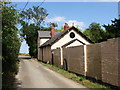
xmin=38 ymin=31 xmax=60 ymax=38
xmin=40 ymin=26 xmax=93 ymax=47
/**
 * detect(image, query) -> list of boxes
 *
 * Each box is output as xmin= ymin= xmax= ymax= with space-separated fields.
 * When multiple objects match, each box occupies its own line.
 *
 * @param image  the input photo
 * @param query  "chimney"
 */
xmin=51 ymin=24 xmax=55 ymax=37
xmin=64 ymin=23 xmax=69 ymax=30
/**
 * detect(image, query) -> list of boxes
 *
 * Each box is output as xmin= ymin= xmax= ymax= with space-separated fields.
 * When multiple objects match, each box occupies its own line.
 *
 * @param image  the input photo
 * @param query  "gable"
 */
xmin=40 ymin=30 xmax=68 ymax=47
xmin=39 ymin=38 xmax=50 ymax=46
xmin=51 ymin=29 xmax=91 ymax=49
xmin=40 ymin=26 xmax=93 ymax=48
xmin=66 ymin=40 xmax=83 ymax=48
xmin=38 ymin=31 xmax=61 ymax=47
xmin=62 ymin=39 xmax=85 ymax=48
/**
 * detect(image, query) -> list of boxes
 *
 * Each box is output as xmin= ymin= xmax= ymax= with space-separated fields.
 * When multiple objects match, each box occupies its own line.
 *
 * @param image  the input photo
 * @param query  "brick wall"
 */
xmin=53 ymin=48 xmax=61 ymax=68
xmin=63 ymin=46 xmax=85 ymax=75
xmin=37 ymin=37 xmax=40 ymax=60
xmin=38 ymin=48 xmax=42 ymax=60
xmin=86 ymin=43 xmax=102 ymax=80
xmin=39 ymin=37 xmax=120 ymax=87
xmin=118 ymin=38 xmax=120 ymax=86
xmin=86 ymin=38 xmax=120 ymax=86
xmin=101 ymin=38 xmax=120 ymax=86
xmin=62 ymin=37 xmax=120 ymax=87
xmin=42 ymin=46 xmax=52 ymax=63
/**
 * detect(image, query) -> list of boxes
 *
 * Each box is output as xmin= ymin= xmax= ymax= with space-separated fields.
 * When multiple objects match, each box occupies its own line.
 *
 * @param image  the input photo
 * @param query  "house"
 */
xmin=37 ymin=23 xmax=93 ymax=65
xmin=37 ymin=25 xmax=60 ymax=60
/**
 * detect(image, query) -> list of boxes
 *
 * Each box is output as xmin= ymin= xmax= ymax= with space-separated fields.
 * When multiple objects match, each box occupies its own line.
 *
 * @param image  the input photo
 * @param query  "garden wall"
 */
xmin=63 ymin=46 xmax=85 ymax=75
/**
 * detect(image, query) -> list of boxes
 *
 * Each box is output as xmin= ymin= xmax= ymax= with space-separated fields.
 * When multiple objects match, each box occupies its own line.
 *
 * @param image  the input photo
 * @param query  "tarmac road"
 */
xmin=14 ymin=56 xmax=87 ymax=88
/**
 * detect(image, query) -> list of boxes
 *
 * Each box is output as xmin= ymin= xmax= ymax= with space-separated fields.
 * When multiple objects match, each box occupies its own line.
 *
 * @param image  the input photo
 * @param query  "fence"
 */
xmin=52 ymin=37 xmax=120 ymax=87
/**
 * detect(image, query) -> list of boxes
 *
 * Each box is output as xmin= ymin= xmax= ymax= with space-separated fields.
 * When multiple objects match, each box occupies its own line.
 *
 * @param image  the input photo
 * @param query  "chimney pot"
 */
xmin=64 ymin=23 xmax=69 ymax=30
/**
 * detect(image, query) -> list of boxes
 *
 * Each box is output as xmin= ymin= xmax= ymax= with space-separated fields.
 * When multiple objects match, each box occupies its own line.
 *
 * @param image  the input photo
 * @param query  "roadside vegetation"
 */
xmin=2 ymin=2 xmax=21 ymax=88
xmin=1 ymin=1 xmax=49 ymax=88
xmin=38 ymin=61 xmax=113 ymax=89
xmin=19 ymin=6 xmax=48 ymax=58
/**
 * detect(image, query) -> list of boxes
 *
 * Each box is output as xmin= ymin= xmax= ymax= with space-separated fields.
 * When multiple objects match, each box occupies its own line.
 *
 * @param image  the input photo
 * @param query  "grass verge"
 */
xmin=37 ymin=60 xmax=112 ymax=89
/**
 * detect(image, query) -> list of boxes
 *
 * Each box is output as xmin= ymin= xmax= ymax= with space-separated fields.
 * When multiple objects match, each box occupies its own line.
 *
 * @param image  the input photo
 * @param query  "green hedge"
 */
xmin=2 ymin=3 xmax=21 ymax=88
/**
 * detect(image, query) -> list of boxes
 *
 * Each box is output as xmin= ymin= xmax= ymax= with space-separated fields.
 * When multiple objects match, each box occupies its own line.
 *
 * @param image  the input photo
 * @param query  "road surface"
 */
xmin=14 ymin=56 xmax=87 ymax=88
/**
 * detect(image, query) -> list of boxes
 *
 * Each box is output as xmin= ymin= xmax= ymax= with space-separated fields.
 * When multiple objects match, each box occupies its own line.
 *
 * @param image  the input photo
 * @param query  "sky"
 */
xmin=118 ymin=2 xmax=120 ymax=18
xmin=10 ymin=1 xmax=119 ymax=53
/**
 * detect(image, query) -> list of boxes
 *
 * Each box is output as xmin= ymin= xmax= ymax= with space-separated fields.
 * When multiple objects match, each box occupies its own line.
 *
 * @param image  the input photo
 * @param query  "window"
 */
xmin=70 ymin=32 xmax=75 ymax=38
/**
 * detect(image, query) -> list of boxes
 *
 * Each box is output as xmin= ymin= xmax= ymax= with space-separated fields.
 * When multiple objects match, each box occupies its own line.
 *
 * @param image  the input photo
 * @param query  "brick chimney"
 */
xmin=51 ymin=24 xmax=55 ymax=37
xmin=64 ymin=23 xmax=69 ymax=30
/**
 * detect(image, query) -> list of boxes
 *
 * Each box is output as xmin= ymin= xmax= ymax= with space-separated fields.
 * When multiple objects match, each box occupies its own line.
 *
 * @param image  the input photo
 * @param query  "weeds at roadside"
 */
xmin=38 ymin=61 xmax=112 ymax=89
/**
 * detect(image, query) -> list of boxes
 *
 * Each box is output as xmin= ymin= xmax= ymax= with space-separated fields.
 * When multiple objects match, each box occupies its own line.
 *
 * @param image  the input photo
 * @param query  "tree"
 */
xmin=20 ymin=23 xmax=40 ymax=57
xmin=20 ymin=6 xmax=48 ymax=27
xmin=103 ymin=18 xmax=120 ymax=39
xmin=83 ymin=22 xmax=106 ymax=43
xmin=20 ymin=6 xmax=48 ymax=57
xmin=2 ymin=3 xmax=21 ymax=88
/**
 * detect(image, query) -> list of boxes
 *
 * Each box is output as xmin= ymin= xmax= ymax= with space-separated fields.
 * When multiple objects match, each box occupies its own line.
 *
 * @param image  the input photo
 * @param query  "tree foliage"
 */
xmin=83 ymin=22 xmax=106 ymax=43
xmin=2 ymin=3 xmax=21 ymax=88
xmin=103 ymin=18 xmax=120 ymax=39
xmin=20 ymin=6 xmax=48 ymax=27
xmin=20 ymin=6 xmax=48 ymax=57
xmin=83 ymin=19 xmax=120 ymax=43
xmin=20 ymin=23 xmax=40 ymax=57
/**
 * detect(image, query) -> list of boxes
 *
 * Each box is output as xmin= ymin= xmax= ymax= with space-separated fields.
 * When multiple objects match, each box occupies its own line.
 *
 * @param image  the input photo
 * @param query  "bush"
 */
xmin=2 ymin=3 xmax=21 ymax=88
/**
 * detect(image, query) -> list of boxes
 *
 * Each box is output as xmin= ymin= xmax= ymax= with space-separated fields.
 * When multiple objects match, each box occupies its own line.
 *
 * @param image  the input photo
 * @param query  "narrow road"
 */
xmin=14 ymin=56 xmax=87 ymax=88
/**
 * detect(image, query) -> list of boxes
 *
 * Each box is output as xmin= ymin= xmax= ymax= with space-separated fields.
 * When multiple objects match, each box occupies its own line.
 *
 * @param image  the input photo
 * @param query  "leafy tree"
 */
xmin=20 ymin=6 xmax=48 ymax=57
xmin=103 ymin=18 xmax=120 ymax=39
xmin=20 ymin=6 xmax=48 ymax=27
xmin=2 ymin=3 xmax=21 ymax=88
xmin=20 ymin=23 xmax=40 ymax=57
xmin=83 ymin=22 xmax=106 ymax=43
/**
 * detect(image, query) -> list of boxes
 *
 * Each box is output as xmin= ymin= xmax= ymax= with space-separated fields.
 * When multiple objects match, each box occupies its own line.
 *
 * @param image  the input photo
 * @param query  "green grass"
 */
xmin=19 ymin=53 xmax=30 ymax=56
xmin=38 ymin=60 xmax=112 ymax=89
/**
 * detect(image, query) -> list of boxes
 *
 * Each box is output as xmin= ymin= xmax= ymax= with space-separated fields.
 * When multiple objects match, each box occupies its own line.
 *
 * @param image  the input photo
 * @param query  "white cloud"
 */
xmin=12 ymin=0 xmax=119 ymax=2
xmin=67 ymin=20 xmax=85 ymax=30
xmin=45 ymin=16 xmax=85 ymax=30
xmin=45 ymin=16 xmax=66 ymax=23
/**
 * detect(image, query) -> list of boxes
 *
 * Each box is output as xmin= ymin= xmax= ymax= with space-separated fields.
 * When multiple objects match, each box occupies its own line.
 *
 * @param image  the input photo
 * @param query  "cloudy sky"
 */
xmin=11 ymin=1 xmax=119 ymax=53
